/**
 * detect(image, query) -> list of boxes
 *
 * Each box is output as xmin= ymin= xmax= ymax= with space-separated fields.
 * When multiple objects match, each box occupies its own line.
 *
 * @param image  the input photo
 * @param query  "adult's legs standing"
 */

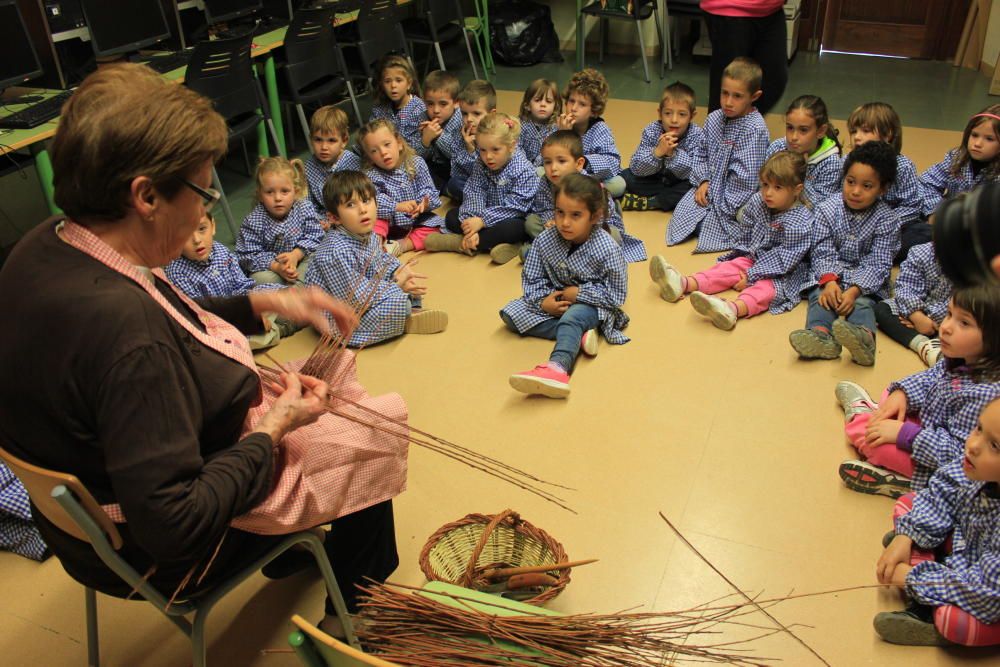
xmin=704 ymin=12 xmax=755 ymax=113
xmin=749 ymin=10 xmax=789 ymax=115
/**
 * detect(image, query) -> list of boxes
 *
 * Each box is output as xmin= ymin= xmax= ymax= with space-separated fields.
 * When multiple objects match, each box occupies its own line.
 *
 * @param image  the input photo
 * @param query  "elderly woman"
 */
xmin=0 ymin=64 xmax=397 ymax=634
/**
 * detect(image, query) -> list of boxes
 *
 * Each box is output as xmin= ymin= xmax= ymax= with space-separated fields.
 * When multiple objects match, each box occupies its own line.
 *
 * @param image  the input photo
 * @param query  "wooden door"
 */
xmin=822 ymin=0 xmax=968 ymax=59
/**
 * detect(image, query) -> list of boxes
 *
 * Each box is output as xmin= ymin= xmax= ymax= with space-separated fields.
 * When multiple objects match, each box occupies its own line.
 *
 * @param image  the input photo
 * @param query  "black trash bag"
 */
xmin=488 ymin=0 xmax=563 ymax=66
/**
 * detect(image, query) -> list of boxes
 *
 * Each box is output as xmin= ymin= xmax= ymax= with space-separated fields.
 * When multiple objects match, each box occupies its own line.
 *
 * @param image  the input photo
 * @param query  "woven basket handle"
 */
xmin=461 ymin=509 xmax=519 ymax=587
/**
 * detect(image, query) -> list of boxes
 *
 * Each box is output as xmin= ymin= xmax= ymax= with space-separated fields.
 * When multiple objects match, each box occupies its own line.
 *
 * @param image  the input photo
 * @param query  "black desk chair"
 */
xmin=401 ymin=0 xmax=481 ymax=79
xmin=278 ymin=5 xmax=363 ymax=149
xmin=185 ymin=33 xmax=285 ymax=236
xmin=336 ymin=0 xmax=412 ymax=87
xmin=664 ymin=0 xmax=702 ymax=70
xmin=579 ymin=0 xmax=664 ymax=82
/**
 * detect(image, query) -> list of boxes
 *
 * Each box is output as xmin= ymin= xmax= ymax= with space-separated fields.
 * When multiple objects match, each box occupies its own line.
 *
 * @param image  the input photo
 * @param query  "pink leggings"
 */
xmin=373 ymin=220 xmax=439 ymax=251
xmin=892 ymin=494 xmax=1000 ymax=646
xmin=692 ymin=256 xmax=775 ymax=317
xmin=844 ymin=389 xmax=916 ymax=478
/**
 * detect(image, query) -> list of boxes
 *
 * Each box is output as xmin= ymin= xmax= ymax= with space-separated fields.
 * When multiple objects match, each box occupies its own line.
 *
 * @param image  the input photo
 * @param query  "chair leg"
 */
xmin=266 ymin=116 xmax=286 ymax=159
xmin=296 ymin=104 xmax=312 ymax=150
xmin=577 ymin=13 xmax=585 ymax=70
xmin=636 ymin=19 xmax=650 ymax=82
xmin=240 ymin=138 xmax=253 ymax=177
xmin=191 ymin=611 xmax=208 ymax=667
xmin=301 ymin=536 xmax=360 ymax=650
xmin=598 ymin=17 xmax=605 ymax=63
xmin=433 ymin=41 xmax=446 ymax=71
xmin=470 ymin=28 xmax=489 ymax=79
xmin=212 ymin=167 xmax=238 ymax=241
xmin=346 ymin=79 xmax=363 ymax=127
xmin=653 ymin=6 xmax=666 ymax=77
xmin=463 ymin=29 xmax=480 ymax=79
xmin=85 ymin=587 xmax=99 ymax=667
xmin=663 ymin=7 xmax=674 ymax=71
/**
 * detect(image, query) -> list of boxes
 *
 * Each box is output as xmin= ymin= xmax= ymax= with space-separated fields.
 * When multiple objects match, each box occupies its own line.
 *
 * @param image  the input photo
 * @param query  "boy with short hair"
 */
xmin=668 ymin=57 xmax=769 ymax=253
xmin=305 ymin=105 xmax=361 ymax=215
xmin=557 ymin=68 xmax=625 ymax=196
xmin=446 ymin=79 xmax=497 ymax=202
xmin=305 ymin=171 xmax=447 ymax=347
xmin=165 ymin=212 xmax=285 ymax=349
xmin=417 ymin=70 xmax=463 ymax=191
xmin=620 ymin=81 xmax=705 ymax=212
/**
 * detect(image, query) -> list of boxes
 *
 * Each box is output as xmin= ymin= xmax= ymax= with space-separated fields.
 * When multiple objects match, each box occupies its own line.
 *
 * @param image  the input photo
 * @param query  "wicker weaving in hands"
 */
xmin=418 ymin=509 xmax=569 ymax=605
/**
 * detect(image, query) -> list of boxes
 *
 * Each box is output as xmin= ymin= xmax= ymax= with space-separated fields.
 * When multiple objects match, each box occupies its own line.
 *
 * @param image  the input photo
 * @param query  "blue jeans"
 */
xmin=805 ymin=286 xmax=876 ymax=333
xmin=501 ymin=304 xmax=599 ymax=373
xmin=445 ymin=173 xmax=468 ymax=202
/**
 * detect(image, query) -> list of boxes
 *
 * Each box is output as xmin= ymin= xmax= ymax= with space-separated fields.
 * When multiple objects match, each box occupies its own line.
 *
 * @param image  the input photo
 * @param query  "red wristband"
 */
xmin=818 ymin=273 xmax=839 ymax=286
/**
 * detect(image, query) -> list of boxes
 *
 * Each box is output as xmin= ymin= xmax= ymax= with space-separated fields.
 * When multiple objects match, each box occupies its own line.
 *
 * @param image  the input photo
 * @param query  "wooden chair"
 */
xmin=0 ymin=444 xmax=358 ymax=667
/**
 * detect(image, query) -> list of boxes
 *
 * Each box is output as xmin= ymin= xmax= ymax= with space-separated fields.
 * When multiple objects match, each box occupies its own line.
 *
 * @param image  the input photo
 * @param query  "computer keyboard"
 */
xmin=140 ymin=50 xmax=193 ymax=74
xmin=0 ymin=90 xmax=74 ymax=130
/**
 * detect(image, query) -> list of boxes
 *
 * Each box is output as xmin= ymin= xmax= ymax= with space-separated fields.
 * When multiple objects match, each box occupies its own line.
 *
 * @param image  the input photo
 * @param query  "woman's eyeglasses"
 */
xmin=179 ymin=178 xmax=222 ymax=213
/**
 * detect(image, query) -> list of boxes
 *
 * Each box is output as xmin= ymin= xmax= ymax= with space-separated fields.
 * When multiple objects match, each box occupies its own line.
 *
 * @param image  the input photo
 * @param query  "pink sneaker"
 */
xmin=509 ymin=364 xmax=570 ymax=398
xmin=580 ymin=329 xmax=599 ymax=357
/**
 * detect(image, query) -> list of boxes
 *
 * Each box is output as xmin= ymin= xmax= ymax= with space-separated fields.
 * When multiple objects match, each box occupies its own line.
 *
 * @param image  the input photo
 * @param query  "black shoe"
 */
xmin=874 ymin=603 xmax=951 ymax=646
xmin=261 ymin=547 xmax=318 ymax=580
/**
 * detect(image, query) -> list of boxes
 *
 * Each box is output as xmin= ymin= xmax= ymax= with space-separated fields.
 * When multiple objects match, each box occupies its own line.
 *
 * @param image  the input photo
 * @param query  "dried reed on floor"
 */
xmin=259 ymin=244 xmax=576 ymax=513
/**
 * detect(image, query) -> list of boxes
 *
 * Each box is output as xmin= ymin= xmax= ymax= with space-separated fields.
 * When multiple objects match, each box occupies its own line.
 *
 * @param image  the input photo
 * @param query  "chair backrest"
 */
xmin=282 ymin=6 xmax=344 ymax=93
xmin=424 ymin=0 xmax=464 ymax=32
xmin=0 ymin=444 xmax=122 ymax=549
xmin=185 ymin=32 xmax=264 ymax=123
xmin=288 ymin=615 xmax=400 ymax=667
xmin=355 ymin=0 xmax=408 ymax=62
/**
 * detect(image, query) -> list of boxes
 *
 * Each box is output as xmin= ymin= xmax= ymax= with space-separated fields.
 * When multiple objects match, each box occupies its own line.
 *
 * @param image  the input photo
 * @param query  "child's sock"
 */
xmin=727 ymin=301 xmax=738 ymax=317
xmin=909 ymin=334 xmax=930 ymax=353
xmin=546 ymin=360 xmax=567 ymax=375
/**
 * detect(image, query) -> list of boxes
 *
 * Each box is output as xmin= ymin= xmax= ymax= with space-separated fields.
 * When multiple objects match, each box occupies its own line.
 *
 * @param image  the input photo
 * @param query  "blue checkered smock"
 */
xmin=840 ymin=153 xmax=921 ymax=226
xmin=885 ymin=242 xmax=952 ymax=322
xmin=629 ymin=121 xmax=705 ymax=184
xmin=235 ymin=200 xmax=325 ymax=274
xmin=805 ymin=196 xmax=899 ymax=299
xmin=0 ymin=462 xmax=48 ymax=561
xmin=580 ymin=118 xmax=622 ymax=182
xmin=717 ymin=193 xmax=814 ymax=313
xmin=919 ymin=149 xmax=997 ymax=217
xmin=165 ymin=242 xmax=282 ymax=299
xmin=519 ymin=119 xmax=558 ymax=166
xmin=365 ymin=156 xmax=444 ymax=231
xmin=501 ymin=226 xmax=629 ymax=344
xmin=668 ymin=109 xmax=769 ymax=252
xmin=370 ymin=95 xmax=427 ymax=157
xmin=766 ymin=137 xmax=842 ymax=206
xmin=897 ymin=459 xmax=1000 ymax=623
xmin=305 ymin=151 xmax=362 ymax=215
xmin=417 ymin=107 xmax=463 ymax=169
xmin=889 ymin=361 xmax=1000 ymax=490
xmin=458 ymin=148 xmax=540 ymax=227
xmin=304 ymin=227 xmax=413 ymax=347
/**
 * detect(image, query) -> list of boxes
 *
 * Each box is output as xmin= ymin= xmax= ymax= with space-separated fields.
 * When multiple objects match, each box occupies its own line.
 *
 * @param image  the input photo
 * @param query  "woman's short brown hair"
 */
xmin=51 ymin=63 xmax=228 ymax=222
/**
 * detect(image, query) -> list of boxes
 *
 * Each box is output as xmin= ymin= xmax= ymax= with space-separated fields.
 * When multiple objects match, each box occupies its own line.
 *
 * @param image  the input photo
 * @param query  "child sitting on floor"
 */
xmin=358 ymin=118 xmax=443 ymax=256
xmin=788 ymin=141 xmax=900 ymax=366
xmin=417 ymin=70 xmax=463 ymax=191
xmin=304 ymin=171 xmax=447 ymax=346
xmin=304 ymin=105 xmax=361 ymax=216
xmin=649 ymin=150 xmax=813 ymax=331
xmin=501 ymin=173 xmax=629 ymax=399
xmin=517 ymin=78 xmax=561 ymax=166
xmin=668 ymin=57 xmax=769 ymax=253
xmin=236 ymin=156 xmax=324 ymax=286
xmin=369 ymin=54 xmax=426 ymax=157
xmin=873 ymin=395 xmax=1000 ymax=647
xmin=620 ymin=80 xmax=704 ymax=212
xmin=557 ymin=68 xmax=625 ymax=196
xmin=445 ymin=79 xmax=497 ymax=202
xmin=834 ymin=286 xmax=1000 ymax=498
xmin=766 ymin=94 xmax=841 ymax=205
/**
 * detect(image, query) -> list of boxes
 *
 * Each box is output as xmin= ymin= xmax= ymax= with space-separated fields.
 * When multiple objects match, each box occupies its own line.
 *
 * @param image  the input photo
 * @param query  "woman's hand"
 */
xmin=874 ymin=389 xmax=909 ymax=423
xmin=876 ymin=534 xmax=913 ymax=585
xmin=254 ymin=372 xmax=330 ymax=443
xmin=250 ymin=286 xmax=357 ymax=337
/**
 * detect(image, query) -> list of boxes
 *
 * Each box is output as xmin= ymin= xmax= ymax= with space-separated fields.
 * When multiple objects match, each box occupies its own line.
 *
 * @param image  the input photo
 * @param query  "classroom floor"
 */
xmin=2 ymin=64 xmax=999 ymax=665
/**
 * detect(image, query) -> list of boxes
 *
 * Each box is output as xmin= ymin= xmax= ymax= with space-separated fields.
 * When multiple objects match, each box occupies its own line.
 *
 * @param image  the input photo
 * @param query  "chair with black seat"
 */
xmin=579 ymin=0 xmax=665 ymax=83
xmin=400 ymin=0 xmax=481 ymax=79
xmin=278 ymin=5 xmax=363 ymax=149
xmin=335 ymin=0 xmax=412 ymax=86
xmin=0 ymin=443 xmax=358 ymax=667
xmin=184 ymin=32 xmax=286 ymax=236
xmin=663 ymin=0 xmax=703 ymax=70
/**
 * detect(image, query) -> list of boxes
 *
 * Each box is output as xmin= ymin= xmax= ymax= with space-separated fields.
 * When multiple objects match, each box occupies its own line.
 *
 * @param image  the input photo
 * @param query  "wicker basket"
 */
xmin=418 ymin=509 xmax=570 ymax=605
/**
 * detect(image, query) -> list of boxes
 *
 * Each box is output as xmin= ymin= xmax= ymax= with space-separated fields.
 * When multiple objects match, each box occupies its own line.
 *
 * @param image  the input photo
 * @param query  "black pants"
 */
xmin=445 ymin=208 xmax=528 ymax=251
xmin=427 ymin=158 xmax=450 ymax=193
xmin=897 ymin=219 xmax=933 ymax=264
xmin=874 ymin=300 xmax=922 ymax=349
xmin=620 ymin=168 xmax=691 ymax=211
xmin=704 ymin=9 xmax=788 ymax=116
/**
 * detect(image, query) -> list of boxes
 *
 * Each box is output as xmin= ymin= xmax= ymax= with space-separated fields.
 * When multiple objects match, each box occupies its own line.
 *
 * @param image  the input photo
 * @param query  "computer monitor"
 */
xmin=0 ymin=0 xmax=44 ymax=90
xmin=80 ymin=0 xmax=171 ymax=57
xmin=203 ymin=0 xmax=264 ymax=25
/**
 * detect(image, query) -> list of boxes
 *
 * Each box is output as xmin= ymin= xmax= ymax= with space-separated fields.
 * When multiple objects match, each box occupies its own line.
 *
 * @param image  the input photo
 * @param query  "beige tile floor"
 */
xmin=2 ymin=93 xmax=996 ymax=666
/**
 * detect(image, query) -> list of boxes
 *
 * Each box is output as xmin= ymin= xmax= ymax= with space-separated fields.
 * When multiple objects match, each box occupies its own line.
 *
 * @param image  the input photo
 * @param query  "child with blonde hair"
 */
xmin=430 ymin=112 xmax=540 ymax=256
xmin=305 ymin=171 xmax=447 ymax=346
xmin=502 ymin=173 xmax=629 ymax=399
xmin=518 ymin=78 xmax=561 ymax=165
xmin=669 ymin=57 xmax=769 ymax=253
xmin=369 ymin=54 xmax=425 ymax=154
xmin=305 ymin=105 xmax=361 ymax=215
xmin=557 ymin=68 xmax=625 ymax=196
xmin=920 ymin=105 xmax=1000 ymax=218
xmin=651 ymin=150 xmax=813 ymax=330
xmin=358 ymin=118 xmax=443 ymax=256
xmin=766 ymin=94 xmax=841 ymax=204
xmin=621 ymin=81 xmax=704 ymax=212
xmin=236 ymin=156 xmax=323 ymax=285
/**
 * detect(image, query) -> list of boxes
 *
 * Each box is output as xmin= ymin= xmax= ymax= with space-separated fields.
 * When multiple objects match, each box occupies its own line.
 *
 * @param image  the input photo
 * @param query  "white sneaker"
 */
xmin=917 ymin=338 xmax=941 ymax=367
xmin=689 ymin=291 xmax=737 ymax=330
xmin=384 ymin=240 xmax=403 ymax=257
xmin=580 ymin=329 xmax=599 ymax=357
xmin=649 ymin=255 xmax=684 ymax=302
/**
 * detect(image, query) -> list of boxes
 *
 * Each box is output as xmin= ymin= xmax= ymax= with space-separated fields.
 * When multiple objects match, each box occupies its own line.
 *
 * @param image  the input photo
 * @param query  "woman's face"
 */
xmin=156 ymin=161 xmax=214 ymax=267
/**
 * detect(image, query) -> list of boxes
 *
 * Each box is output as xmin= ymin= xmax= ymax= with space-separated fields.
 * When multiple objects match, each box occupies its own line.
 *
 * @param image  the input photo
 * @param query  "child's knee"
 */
xmin=499 ymin=310 xmax=519 ymax=333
